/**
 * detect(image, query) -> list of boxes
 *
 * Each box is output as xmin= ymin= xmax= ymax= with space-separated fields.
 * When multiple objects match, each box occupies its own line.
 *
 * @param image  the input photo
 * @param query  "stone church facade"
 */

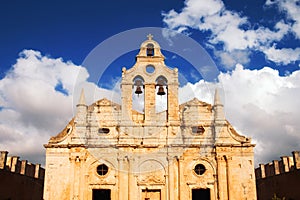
xmin=43 ymin=35 xmax=257 ymax=200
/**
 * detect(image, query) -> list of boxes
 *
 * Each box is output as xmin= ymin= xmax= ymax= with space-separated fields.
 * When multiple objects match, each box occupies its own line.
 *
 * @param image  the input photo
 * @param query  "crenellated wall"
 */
xmin=0 ymin=151 xmax=44 ymax=200
xmin=255 ymin=151 xmax=300 ymax=200
xmin=0 ymin=151 xmax=45 ymax=179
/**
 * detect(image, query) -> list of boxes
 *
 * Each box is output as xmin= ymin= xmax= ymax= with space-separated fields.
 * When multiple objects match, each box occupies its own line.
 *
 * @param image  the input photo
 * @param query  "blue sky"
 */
xmin=0 ymin=0 xmax=183 ymax=77
xmin=0 ymin=0 xmax=300 ymax=165
xmin=1 ymin=0 xmax=299 ymax=78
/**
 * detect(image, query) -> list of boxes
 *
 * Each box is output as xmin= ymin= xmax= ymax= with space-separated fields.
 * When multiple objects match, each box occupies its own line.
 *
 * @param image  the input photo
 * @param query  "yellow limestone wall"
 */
xmin=43 ymin=35 xmax=256 ymax=200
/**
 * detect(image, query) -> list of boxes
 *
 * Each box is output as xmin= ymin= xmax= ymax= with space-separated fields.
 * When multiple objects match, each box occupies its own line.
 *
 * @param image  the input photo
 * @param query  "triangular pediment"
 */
xmin=91 ymin=98 xmax=121 ymax=110
xmin=180 ymin=97 xmax=212 ymax=108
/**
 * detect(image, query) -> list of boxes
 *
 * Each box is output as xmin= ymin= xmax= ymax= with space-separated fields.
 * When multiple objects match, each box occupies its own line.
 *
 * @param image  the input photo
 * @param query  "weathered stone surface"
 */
xmin=44 ymin=35 xmax=256 ymax=200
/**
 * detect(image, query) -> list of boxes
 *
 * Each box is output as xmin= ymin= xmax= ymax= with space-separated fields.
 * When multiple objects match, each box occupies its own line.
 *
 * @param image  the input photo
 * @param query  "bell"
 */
xmin=135 ymin=86 xmax=142 ymax=95
xmin=157 ymin=85 xmax=166 ymax=96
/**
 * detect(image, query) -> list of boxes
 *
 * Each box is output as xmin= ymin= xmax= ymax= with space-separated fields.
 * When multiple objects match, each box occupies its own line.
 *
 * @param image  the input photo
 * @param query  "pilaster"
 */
xmin=216 ymin=155 xmax=228 ymax=200
xmin=144 ymin=83 xmax=156 ymax=124
xmin=117 ymin=156 xmax=129 ymax=200
xmin=69 ymin=149 xmax=87 ymax=200
xmin=166 ymin=156 xmax=175 ymax=200
xmin=121 ymin=84 xmax=133 ymax=123
xmin=167 ymin=82 xmax=179 ymax=124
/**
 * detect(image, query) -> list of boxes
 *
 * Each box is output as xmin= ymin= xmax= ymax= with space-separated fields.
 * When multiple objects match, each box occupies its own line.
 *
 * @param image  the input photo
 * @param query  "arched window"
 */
xmin=132 ymin=76 xmax=145 ymax=113
xmin=155 ymin=76 xmax=168 ymax=113
xmin=146 ymin=43 xmax=154 ymax=56
xmin=133 ymin=76 xmax=144 ymax=96
xmin=156 ymin=76 xmax=167 ymax=95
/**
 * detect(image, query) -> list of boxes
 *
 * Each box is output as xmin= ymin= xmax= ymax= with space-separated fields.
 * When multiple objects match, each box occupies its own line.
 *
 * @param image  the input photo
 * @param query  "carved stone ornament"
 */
xmin=137 ymin=174 xmax=165 ymax=185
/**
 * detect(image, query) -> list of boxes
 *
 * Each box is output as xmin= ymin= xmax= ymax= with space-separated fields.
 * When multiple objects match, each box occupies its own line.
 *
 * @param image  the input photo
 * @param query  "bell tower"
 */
xmin=121 ymin=34 xmax=179 ymax=125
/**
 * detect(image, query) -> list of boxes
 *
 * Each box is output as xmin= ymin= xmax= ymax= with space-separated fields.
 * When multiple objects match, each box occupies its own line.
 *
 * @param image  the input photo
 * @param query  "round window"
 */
xmin=146 ymin=65 xmax=155 ymax=74
xmin=194 ymin=164 xmax=206 ymax=175
xmin=97 ymin=164 xmax=108 ymax=176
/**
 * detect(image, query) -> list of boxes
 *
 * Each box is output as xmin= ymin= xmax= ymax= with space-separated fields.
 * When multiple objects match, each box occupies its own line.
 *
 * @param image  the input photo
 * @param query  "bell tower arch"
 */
xmin=121 ymin=34 xmax=179 ymax=125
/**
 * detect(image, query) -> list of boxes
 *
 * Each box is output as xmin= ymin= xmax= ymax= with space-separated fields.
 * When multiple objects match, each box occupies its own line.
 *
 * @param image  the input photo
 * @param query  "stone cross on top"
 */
xmin=147 ymin=34 xmax=153 ymax=40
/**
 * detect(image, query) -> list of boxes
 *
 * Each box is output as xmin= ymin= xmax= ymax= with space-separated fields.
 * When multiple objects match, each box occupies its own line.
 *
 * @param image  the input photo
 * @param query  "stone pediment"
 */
xmin=48 ymin=118 xmax=75 ymax=144
xmin=91 ymin=98 xmax=121 ymax=110
xmin=214 ymin=121 xmax=252 ymax=145
xmin=227 ymin=121 xmax=252 ymax=143
xmin=180 ymin=98 xmax=212 ymax=108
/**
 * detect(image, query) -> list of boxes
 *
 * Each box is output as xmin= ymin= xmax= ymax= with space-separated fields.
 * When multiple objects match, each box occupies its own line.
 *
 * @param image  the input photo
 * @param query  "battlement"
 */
xmin=0 ymin=150 xmax=44 ymax=180
xmin=255 ymin=151 xmax=300 ymax=179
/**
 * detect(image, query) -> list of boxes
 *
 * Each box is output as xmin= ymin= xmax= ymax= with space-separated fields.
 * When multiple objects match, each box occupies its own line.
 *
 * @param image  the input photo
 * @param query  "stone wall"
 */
xmin=44 ymin=35 xmax=257 ymax=200
xmin=0 ymin=151 xmax=44 ymax=200
xmin=255 ymin=151 xmax=300 ymax=200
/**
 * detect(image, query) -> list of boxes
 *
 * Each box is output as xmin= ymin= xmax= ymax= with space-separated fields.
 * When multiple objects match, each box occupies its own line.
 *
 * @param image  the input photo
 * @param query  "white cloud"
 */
xmin=263 ymin=46 xmax=300 ymax=65
xmin=1 ymin=49 xmax=299 ymax=167
xmin=0 ymin=50 xmax=118 ymax=164
xmin=162 ymin=0 xmax=298 ymax=68
xmin=180 ymin=64 xmax=300 ymax=165
xmin=215 ymin=50 xmax=250 ymax=68
xmin=266 ymin=0 xmax=300 ymax=39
